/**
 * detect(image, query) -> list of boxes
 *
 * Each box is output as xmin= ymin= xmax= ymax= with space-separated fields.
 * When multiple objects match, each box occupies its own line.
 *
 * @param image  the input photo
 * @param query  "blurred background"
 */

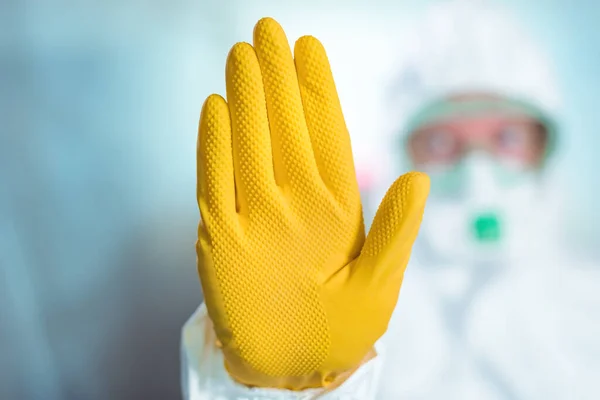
xmin=1 ymin=0 xmax=599 ymax=399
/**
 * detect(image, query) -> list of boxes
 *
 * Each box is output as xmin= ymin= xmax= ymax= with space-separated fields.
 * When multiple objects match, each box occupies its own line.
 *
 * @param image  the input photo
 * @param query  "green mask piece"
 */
xmin=472 ymin=213 xmax=502 ymax=242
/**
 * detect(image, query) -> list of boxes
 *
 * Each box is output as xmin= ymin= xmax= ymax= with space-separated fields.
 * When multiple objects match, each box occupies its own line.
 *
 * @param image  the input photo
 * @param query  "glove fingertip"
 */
xmin=362 ymin=171 xmax=429 ymax=258
xmin=398 ymin=171 xmax=430 ymax=212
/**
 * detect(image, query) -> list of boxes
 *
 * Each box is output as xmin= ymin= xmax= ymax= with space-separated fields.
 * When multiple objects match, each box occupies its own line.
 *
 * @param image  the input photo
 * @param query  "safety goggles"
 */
xmin=406 ymin=115 xmax=549 ymax=169
xmin=401 ymin=94 xmax=557 ymax=170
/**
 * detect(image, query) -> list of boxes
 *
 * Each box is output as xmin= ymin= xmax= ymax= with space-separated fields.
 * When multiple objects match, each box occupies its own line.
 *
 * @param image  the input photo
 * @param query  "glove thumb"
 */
xmin=359 ymin=171 xmax=430 ymax=284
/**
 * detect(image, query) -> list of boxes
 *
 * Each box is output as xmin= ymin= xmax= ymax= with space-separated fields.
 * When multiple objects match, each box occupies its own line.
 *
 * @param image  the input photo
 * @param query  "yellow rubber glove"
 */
xmin=196 ymin=17 xmax=430 ymax=390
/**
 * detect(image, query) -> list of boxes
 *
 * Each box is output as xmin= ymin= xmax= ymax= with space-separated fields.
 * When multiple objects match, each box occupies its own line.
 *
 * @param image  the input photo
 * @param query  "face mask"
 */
xmin=416 ymin=152 xmax=554 ymax=267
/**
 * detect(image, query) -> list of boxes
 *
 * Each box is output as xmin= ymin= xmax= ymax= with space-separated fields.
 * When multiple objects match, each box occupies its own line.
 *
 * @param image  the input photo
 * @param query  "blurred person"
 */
xmin=182 ymin=2 xmax=600 ymax=400
xmin=371 ymin=1 xmax=600 ymax=398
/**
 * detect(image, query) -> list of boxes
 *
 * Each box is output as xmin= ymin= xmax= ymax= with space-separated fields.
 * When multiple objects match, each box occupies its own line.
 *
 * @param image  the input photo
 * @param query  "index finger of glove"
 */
xmin=294 ymin=35 xmax=360 ymax=209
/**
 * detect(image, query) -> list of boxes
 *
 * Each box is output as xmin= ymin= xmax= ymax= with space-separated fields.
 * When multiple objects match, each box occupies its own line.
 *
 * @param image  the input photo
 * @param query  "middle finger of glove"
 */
xmin=253 ymin=17 xmax=322 ymax=195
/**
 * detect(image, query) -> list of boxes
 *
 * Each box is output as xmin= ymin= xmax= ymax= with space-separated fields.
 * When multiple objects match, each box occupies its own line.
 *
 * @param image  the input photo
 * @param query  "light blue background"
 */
xmin=1 ymin=1 xmax=598 ymax=399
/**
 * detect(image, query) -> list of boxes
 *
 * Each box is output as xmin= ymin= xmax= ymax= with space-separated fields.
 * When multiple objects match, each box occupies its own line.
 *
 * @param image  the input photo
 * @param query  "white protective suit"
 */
xmin=182 ymin=1 xmax=600 ymax=398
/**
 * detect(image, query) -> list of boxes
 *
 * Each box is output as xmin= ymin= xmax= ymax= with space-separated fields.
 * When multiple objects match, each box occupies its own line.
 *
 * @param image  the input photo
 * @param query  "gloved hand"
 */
xmin=196 ymin=17 xmax=430 ymax=390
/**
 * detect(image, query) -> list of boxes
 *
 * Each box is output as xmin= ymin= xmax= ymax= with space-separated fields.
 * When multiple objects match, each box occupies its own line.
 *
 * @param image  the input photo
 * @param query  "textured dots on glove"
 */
xmin=362 ymin=172 xmax=426 ymax=257
xmin=208 ymin=30 xmax=352 ymax=377
xmin=196 ymin=18 xmax=429 ymax=389
xmin=294 ymin=35 xmax=359 ymax=216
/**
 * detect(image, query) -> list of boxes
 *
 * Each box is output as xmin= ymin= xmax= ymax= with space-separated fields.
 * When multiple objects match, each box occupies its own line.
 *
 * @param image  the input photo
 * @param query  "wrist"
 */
xmin=223 ymin=346 xmax=377 ymax=391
